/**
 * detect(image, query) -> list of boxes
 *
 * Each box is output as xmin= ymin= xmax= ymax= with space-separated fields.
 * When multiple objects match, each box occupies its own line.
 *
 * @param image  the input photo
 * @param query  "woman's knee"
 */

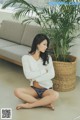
xmin=50 ymin=91 xmax=59 ymax=101
xmin=14 ymin=88 xmax=23 ymax=97
xmin=55 ymin=91 xmax=59 ymax=99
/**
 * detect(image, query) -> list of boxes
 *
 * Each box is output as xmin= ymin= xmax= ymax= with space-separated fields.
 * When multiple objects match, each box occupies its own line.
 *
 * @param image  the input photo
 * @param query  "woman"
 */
xmin=14 ymin=34 xmax=59 ymax=110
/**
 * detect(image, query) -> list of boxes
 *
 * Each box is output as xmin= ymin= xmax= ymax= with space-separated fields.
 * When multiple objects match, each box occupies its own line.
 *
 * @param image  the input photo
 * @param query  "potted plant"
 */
xmin=2 ymin=0 xmax=80 ymax=91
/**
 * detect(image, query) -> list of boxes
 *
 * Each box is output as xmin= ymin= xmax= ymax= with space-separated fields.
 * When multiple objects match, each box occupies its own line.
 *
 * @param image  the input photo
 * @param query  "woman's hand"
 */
xmin=33 ymin=81 xmax=44 ymax=88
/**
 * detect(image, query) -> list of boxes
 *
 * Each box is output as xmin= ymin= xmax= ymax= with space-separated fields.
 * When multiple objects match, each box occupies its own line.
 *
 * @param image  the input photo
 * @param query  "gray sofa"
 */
xmin=0 ymin=20 xmax=41 ymax=66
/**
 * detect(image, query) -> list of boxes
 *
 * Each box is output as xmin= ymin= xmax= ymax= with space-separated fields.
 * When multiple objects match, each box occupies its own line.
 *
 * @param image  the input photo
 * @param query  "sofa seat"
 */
xmin=0 ymin=45 xmax=31 ymax=65
xmin=0 ymin=39 xmax=17 ymax=48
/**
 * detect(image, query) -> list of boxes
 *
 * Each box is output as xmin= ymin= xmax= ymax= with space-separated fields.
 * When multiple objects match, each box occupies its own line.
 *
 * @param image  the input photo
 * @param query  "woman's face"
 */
xmin=37 ymin=39 xmax=48 ymax=53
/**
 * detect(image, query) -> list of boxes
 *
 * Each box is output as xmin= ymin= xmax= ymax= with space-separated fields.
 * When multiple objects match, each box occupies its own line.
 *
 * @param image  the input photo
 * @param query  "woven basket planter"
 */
xmin=53 ymin=55 xmax=77 ymax=92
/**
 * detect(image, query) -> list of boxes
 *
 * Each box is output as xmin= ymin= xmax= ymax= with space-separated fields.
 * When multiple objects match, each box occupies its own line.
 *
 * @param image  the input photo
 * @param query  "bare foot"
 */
xmin=45 ymin=104 xmax=55 ymax=110
xmin=16 ymin=103 xmax=55 ymax=110
xmin=16 ymin=103 xmax=32 ymax=110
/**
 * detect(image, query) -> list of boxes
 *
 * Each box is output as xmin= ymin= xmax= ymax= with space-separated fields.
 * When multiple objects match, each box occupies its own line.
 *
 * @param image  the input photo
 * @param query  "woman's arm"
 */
xmin=22 ymin=55 xmax=46 ymax=80
xmin=34 ymin=56 xmax=55 ymax=82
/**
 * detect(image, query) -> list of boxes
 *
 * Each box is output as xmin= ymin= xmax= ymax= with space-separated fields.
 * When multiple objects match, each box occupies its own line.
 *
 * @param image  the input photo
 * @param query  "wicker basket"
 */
xmin=53 ymin=55 xmax=77 ymax=92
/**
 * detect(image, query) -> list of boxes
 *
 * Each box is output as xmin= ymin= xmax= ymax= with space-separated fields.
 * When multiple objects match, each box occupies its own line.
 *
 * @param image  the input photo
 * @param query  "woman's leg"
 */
xmin=16 ymin=89 xmax=59 ymax=109
xmin=42 ymin=89 xmax=59 ymax=109
xmin=14 ymin=87 xmax=38 ymax=103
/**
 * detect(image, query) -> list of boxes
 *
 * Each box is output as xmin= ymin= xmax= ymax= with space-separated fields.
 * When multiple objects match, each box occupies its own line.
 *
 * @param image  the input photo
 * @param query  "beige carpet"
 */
xmin=0 ymin=59 xmax=80 ymax=120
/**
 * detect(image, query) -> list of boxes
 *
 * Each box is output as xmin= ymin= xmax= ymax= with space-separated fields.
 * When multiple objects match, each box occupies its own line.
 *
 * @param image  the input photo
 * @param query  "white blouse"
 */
xmin=22 ymin=54 xmax=55 ymax=89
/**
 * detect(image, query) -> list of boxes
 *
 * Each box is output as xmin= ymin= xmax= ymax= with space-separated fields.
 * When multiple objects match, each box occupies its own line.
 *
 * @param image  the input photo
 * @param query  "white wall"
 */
xmin=0 ymin=10 xmax=23 ymax=23
xmin=0 ymin=10 xmax=80 ymax=77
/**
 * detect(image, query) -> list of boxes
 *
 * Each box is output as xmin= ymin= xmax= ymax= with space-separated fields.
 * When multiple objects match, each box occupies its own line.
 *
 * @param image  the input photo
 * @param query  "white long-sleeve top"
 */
xmin=22 ymin=54 xmax=55 ymax=89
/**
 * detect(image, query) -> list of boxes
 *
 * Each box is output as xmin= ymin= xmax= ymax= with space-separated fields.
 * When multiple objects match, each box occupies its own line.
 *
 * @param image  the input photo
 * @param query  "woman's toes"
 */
xmin=49 ymin=104 xmax=55 ymax=110
xmin=45 ymin=104 xmax=55 ymax=110
xmin=16 ymin=103 xmax=32 ymax=110
xmin=16 ymin=106 xmax=22 ymax=110
xmin=51 ymin=105 xmax=55 ymax=110
xmin=16 ymin=104 xmax=24 ymax=110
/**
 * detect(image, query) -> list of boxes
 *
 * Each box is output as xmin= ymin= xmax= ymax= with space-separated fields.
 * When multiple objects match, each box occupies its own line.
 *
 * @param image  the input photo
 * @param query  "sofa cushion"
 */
xmin=0 ymin=39 xmax=17 ymax=48
xmin=0 ymin=20 xmax=25 ymax=44
xmin=21 ymin=24 xmax=41 ymax=47
xmin=0 ymin=45 xmax=31 ymax=62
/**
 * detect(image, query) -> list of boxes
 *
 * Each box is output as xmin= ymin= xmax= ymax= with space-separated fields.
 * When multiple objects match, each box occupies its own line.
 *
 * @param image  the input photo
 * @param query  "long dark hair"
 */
xmin=29 ymin=34 xmax=50 ymax=65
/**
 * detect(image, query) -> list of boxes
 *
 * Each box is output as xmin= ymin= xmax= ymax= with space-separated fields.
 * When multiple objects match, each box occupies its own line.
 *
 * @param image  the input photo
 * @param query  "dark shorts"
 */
xmin=31 ymin=86 xmax=52 ymax=98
